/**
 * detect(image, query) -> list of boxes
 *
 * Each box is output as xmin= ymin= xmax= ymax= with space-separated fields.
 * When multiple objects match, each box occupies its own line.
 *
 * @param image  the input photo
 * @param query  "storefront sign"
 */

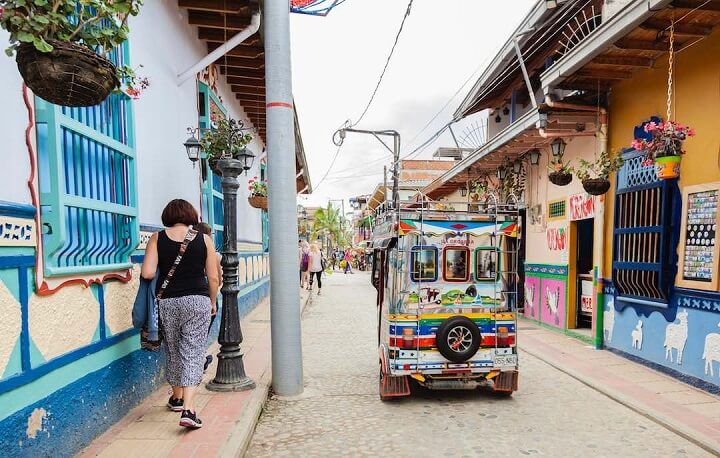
xmin=569 ymin=193 xmax=594 ymax=221
xmin=580 ymin=279 xmax=593 ymax=313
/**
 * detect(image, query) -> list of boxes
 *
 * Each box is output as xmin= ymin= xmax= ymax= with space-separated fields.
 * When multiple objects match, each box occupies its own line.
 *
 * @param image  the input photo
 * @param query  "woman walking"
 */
xmin=308 ymin=243 xmax=324 ymax=295
xmin=343 ymin=247 xmax=354 ymax=274
xmin=141 ymin=199 xmax=219 ymax=429
xmin=299 ymin=240 xmax=310 ymax=289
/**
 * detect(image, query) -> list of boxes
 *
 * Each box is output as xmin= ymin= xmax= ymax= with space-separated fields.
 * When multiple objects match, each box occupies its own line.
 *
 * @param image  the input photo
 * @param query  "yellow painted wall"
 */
xmin=604 ymin=29 xmax=720 ymax=274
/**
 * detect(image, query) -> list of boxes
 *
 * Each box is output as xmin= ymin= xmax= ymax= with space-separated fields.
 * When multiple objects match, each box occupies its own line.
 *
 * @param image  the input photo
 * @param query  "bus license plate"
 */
xmin=493 ymin=354 xmax=517 ymax=368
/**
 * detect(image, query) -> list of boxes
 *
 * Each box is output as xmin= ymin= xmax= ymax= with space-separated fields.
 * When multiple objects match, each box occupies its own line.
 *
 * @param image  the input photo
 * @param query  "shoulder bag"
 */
xmin=141 ymin=227 xmax=198 ymax=352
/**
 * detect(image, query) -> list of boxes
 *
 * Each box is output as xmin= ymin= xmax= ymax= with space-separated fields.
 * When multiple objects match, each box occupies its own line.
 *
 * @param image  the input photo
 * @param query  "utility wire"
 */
xmin=350 ymin=0 xmax=414 ymax=127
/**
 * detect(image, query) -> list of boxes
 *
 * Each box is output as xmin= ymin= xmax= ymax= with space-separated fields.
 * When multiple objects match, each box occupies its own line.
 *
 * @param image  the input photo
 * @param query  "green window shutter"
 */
xmin=34 ymin=44 xmax=138 ymax=276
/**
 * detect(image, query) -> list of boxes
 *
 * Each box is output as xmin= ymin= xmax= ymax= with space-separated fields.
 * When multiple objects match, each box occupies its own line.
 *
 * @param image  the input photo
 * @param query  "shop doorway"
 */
xmin=572 ymin=218 xmax=594 ymax=330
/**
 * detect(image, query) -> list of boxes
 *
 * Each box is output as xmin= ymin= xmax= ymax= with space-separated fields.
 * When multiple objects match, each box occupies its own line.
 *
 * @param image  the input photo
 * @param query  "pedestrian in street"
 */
xmin=343 ymin=247 xmax=354 ymax=274
xmin=141 ymin=199 xmax=219 ymax=430
xmin=195 ymin=222 xmax=222 ymax=372
xmin=308 ymin=243 xmax=324 ymax=295
xmin=299 ymin=240 xmax=310 ymax=288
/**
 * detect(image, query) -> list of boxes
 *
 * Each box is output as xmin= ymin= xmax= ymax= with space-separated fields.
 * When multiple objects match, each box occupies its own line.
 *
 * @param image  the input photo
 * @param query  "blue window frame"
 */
xmin=612 ymin=149 xmax=678 ymax=307
xmin=410 ymin=246 xmax=437 ymax=282
xmin=198 ymin=82 xmax=225 ymax=248
xmin=35 ymin=43 xmax=138 ymax=276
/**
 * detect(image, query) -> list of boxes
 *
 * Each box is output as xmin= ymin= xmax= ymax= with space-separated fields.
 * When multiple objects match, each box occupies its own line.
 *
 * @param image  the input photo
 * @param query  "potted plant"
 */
xmin=1 ymin=1 xmax=144 ymax=107
xmin=548 ymin=157 xmax=573 ymax=186
xmin=574 ymin=151 xmax=623 ymax=196
xmin=631 ymin=120 xmax=695 ymax=180
xmin=247 ymin=177 xmax=268 ymax=210
xmin=200 ymin=118 xmax=254 ymax=176
xmin=469 ymin=179 xmax=488 ymax=201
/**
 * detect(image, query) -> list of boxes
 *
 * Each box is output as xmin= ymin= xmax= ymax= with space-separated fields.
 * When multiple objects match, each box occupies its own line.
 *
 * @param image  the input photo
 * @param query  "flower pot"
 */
xmin=248 ymin=196 xmax=268 ymax=209
xmin=655 ymin=155 xmax=681 ymax=180
xmin=548 ymin=171 xmax=573 ymax=186
xmin=16 ymin=40 xmax=120 ymax=107
xmin=582 ymin=178 xmax=610 ymax=196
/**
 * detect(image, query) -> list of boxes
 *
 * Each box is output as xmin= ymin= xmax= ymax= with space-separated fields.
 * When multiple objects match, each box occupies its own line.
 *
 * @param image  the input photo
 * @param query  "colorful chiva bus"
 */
xmin=372 ymin=206 xmax=520 ymax=399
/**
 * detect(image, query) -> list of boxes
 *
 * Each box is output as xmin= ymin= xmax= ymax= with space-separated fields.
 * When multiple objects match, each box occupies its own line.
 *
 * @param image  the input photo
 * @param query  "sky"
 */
xmin=290 ymin=0 xmax=536 ymax=211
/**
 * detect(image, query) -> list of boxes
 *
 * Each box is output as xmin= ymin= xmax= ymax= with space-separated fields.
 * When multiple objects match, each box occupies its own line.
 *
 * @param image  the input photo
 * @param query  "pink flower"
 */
xmin=248 ymin=186 xmax=253 ymax=190
xmin=687 ymin=127 xmax=696 ymax=136
xmin=631 ymin=139 xmax=645 ymax=151
xmin=644 ymin=121 xmax=657 ymax=132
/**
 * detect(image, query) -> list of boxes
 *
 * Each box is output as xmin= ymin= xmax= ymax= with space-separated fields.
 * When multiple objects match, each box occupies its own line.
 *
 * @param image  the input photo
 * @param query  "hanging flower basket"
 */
xmin=248 ymin=196 xmax=268 ymax=209
xmin=16 ymin=40 xmax=119 ymax=107
xmin=582 ymin=178 xmax=611 ymax=196
xmin=548 ymin=171 xmax=573 ymax=186
xmin=654 ymin=155 xmax=682 ymax=180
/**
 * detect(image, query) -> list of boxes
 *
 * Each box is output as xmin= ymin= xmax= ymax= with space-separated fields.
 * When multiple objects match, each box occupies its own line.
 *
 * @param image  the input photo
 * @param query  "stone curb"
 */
xmin=519 ymin=343 xmax=720 ymax=456
xmin=220 ymin=290 xmax=313 ymax=458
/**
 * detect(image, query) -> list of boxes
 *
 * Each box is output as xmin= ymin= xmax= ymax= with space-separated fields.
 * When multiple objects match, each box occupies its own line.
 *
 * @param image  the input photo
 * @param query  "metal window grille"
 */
xmin=548 ymin=199 xmax=566 ymax=219
xmin=35 ymin=44 xmax=138 ymax=276
xmin=612 ymin=150 xmax=677 ymax=306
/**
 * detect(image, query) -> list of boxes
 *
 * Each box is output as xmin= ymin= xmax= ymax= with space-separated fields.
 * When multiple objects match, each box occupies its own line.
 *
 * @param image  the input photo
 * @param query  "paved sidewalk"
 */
xmin=78 ymin=289 xmax=310 ymax=458
xmin=519 ymin=318 xmax=720 ymax=455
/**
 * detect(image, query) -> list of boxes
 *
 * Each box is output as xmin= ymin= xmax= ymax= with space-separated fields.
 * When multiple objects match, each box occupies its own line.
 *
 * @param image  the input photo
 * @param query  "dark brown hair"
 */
xmin=195 ymin=222 xmax=212 ymax=236
xmin=161 ymin=199 xmax=199 ymax=227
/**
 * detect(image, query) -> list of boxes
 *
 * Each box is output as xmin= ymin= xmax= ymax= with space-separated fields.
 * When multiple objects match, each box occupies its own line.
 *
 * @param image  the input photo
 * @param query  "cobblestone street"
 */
xmin=246 ymin=272 xmax=712 ymax=457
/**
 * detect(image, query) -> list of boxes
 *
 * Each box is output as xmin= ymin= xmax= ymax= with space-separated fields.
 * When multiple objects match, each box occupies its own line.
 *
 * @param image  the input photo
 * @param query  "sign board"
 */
xmin=580 ymin=279 xmax=593 ymax=314
xmin=676 ymin=182 xmax=720 ymax=291
xmin=569 ymin=193 xmax=594 ymax=221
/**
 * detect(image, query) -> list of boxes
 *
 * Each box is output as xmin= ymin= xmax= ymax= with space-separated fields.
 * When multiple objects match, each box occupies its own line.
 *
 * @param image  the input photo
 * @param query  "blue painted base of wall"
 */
xmin=0 ymin=279 xmax=269 ymax=458
xmin=606 ymin=347 xmax=720 ymax=396
xmin=0 ymin=348 xmax=165 ymax=457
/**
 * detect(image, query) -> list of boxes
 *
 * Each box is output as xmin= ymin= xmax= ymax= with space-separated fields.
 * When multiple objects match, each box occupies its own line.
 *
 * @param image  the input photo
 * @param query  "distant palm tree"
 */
xmin=311 ymin=203 xmax=345 ymax=250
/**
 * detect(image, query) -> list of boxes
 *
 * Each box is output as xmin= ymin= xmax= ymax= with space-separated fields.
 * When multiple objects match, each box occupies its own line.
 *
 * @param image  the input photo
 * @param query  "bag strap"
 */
xmin=156 ymin=227 xmax=198 ymax=300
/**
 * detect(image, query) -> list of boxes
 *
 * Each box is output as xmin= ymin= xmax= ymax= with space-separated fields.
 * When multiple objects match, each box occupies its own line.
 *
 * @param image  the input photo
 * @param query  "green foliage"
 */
xmin=248 ymin=177 xmax=267 ymax=197
xmin=573 ymin=151 xmax=623 ymax=181
xmin=0 ymin=1 xmax=143 ymax=56
xmin=547 ymin=156 xmax=572 ymax=174
xmin=311 ymin=203 xmax=347 ymax=249
xmin=200 ymin=118 xmax=253 ymax=161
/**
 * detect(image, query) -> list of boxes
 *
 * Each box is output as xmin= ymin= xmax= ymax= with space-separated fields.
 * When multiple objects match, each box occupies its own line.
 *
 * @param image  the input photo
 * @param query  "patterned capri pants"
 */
xmin=158 ymin=295 xmax=212 ymax=387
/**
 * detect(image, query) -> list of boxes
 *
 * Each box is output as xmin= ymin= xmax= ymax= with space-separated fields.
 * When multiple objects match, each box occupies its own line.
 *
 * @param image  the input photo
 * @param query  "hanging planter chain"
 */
xmin=667 ymin=14 xmax=675 ymax=123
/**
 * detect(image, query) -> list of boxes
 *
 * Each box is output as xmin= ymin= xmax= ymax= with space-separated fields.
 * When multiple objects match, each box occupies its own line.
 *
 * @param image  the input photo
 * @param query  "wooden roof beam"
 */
xmin=179 ymin=0 xmax=251 ymax=13
xmin=576 ymin=69 xmax=633 ymax=80
xmin=227 ymin=76 xmax=265 ymax=87
xmin=641 ymin=19 xmax=713 ymax=37
xmin=591 ymin=55 xmax=655 ymax=67
xmin=614 ymin=39 xmax=672 ymax=51
xmin=672 ymin=0 xmax=720 ymax=12
xmin=200 ymin=27 xmax=260 ymax=44
xmin=187 ymin=10 xmax=252 ymax=30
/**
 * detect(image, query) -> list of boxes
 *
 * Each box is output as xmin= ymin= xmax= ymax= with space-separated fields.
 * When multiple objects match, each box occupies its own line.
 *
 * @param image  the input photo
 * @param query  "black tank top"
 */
xmin=156 ymin=230 xmax=210 ymax=298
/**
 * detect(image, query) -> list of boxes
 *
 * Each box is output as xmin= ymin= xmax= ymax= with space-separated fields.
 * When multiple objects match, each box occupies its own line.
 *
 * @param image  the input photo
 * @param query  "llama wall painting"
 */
xmin=664 ymin=309 xmax=689 ymax=364
xmin=703 ymin=323 xmax=720 ymax=377
xmin=631 ymin=320 xmax=643 ymax=350
xmin=603 ymin=300 xmax=615 ymax=343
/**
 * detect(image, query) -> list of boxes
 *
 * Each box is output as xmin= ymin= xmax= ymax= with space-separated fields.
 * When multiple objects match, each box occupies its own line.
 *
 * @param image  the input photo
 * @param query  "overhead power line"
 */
xmin=351 ymin=0 xmax=414 ymax=127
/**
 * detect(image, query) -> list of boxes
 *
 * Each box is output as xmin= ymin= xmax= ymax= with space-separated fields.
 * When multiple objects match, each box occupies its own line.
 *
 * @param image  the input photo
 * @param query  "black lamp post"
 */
xmin=185 ymin=120 xmax=256 ymax=392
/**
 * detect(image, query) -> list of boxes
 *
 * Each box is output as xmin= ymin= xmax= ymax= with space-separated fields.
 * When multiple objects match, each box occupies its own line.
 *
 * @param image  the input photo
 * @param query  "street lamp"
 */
xmin=183 ymin=128 xmax=202 ymax=164
xmin=497 ymin=166 xmax=508 ymax=180
xmin=550 ymin=138 xmax=566 ymax=157
xmin=529 ymin=149 xmax=541 ymax=165
xmin=182 ymin=126 xmax=255 ymax=393
xmin=333 ymin=126 xmax=401 ymax=211
xmin=513 ymin=160 xmax=522 ymax=174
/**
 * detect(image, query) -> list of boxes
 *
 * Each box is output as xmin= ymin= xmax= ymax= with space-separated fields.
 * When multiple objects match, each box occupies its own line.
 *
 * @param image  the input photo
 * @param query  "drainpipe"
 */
xmin=177 ymin=12 xmax=262 ymax=85
xmin=544 ymin=95 xmax=607 ymax=115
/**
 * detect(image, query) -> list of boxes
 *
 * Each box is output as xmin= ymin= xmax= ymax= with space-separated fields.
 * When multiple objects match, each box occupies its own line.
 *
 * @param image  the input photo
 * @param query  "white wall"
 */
xmin=0 ymin=30 xmax=33 ymax=205
xmin=129 ymin=0 xmax=264 ymax=243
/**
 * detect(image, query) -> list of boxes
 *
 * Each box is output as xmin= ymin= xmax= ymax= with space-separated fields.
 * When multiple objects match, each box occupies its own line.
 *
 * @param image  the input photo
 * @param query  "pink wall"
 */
xmin=540 ymin=278 xmax=566 ymax=329
xmin=523 ymin=277 xmax=540 ymax=320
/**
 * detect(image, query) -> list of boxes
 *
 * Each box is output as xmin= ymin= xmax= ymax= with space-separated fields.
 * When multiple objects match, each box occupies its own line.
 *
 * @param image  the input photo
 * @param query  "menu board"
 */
xmin=677 ymin=183 xmax=720 ymax=291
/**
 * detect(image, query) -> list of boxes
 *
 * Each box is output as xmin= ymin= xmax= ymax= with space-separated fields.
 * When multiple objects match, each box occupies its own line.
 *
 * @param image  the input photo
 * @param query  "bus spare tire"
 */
xmin=436 ymin=316 xmax=481 ymax=363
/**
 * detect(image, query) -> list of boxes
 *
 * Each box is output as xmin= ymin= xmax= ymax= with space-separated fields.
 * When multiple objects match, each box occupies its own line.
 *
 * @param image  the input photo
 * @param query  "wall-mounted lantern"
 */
xmin=550 ymin=138 xmax=566 ymax=157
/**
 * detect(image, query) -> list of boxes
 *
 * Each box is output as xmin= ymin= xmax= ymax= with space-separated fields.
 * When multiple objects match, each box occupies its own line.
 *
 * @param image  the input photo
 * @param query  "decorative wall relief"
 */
xmin=545 ymin=286 xmax=561 ymax=325
xmin=524 ymin=282 xmax=536 ymax=319
xmin=631 ymin=320 xmax=643 ymax=350
xmin=664 ymin=309 xmax=689 ymax=364
xmin=0 ymin=217 xmax=35 ymax=247
xmin=703 ymin=323 xmax=720 ymax=377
